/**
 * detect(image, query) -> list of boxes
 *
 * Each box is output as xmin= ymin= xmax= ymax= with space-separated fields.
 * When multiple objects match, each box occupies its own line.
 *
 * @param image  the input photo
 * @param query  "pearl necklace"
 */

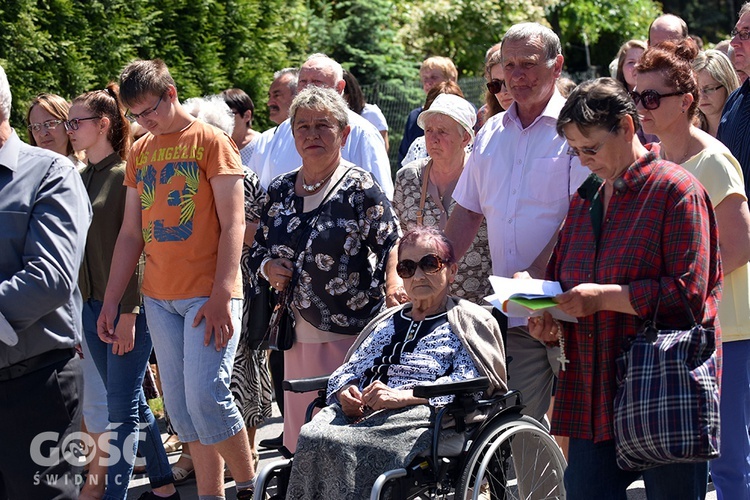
xmin=301 ymin=168 xmax=336 ymax=193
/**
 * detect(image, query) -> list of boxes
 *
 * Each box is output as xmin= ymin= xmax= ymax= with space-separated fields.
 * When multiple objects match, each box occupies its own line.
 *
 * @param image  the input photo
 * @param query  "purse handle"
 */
xmin=645 ymin=282 xmax=700 ymax=341
xmin=415 ymin=160 xmax=432 ymax=226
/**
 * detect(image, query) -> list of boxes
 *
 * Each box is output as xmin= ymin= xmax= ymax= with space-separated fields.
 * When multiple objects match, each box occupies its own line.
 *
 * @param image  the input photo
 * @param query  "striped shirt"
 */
xmin=718 ymin=79 xmax=750 ymax=198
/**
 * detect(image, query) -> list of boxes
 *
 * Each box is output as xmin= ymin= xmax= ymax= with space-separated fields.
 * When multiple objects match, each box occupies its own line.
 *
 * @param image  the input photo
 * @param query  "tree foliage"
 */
xmin=0 ymin=0 xmax=307 ymax=130
xmin=547 ymin=0 xmax=661 ymax=75
xmin=0 ymin=0 xmax=686 ymax=137
xmin=306 ymin=0 xmax=418 ymax=85
xmin=400 ymin=0 xmax=552 ymax=77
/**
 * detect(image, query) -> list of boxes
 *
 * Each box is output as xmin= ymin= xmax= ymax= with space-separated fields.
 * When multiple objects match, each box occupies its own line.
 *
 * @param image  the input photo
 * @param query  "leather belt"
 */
xmin=0 ymin=348 xmax=76 ymax=382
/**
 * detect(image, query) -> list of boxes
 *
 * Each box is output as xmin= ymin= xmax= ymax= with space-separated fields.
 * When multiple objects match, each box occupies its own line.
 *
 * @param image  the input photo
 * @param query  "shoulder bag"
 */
xmin=613 ymin=285 xmax=721 ymax=471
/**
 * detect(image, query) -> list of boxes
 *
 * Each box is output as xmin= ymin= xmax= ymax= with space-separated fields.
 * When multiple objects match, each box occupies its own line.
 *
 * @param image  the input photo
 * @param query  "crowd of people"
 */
xmin=1 ymin=4 xmax=750 ymax=500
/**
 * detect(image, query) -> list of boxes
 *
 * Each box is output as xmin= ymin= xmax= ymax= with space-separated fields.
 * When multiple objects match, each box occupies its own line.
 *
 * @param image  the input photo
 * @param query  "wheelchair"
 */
xmin=254 ymin=375 xmax=567 ymax=499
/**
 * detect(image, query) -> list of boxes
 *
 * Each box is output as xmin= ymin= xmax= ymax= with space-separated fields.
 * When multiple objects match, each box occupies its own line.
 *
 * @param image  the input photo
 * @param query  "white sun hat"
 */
xmin=417 ymin=93 xmax=476 ymax=141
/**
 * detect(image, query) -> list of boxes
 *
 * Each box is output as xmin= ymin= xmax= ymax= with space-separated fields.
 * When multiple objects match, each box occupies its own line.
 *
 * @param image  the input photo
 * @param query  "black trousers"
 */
xmin=269 ymin=349 xmax=285 ymax=416
xmin=0 ymin=355 xmax=82 ymax=500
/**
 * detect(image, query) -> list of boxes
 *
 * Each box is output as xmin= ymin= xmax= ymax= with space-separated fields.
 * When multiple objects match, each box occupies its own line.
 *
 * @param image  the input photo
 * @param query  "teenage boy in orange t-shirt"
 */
xmin=99 ymin=59 xmax=256 ymax=499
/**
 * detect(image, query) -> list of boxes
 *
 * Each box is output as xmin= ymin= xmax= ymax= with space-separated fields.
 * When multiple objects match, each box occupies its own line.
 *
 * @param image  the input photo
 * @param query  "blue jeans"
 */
xmin=565 ymin=438 xmax=708 ymax=500
xmin=143 ymin=296 xmax=244 ymax=444
xmin=711 ymin=339 xmax=750 ymax=500
xmin=82 ymin=299 xmax=173 ymax=500
xmin=80 ymin=327 xmax=109 ymax=433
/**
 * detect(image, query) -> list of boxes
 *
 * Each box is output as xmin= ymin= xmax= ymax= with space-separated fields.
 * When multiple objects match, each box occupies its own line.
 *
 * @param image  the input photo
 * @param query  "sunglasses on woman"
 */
xmin=629 ymin=89 xmax=683 ymax=110
xmin=396 ymin=254 xmax=447 ymax=279
xmin=486 ymin=79 xmax=507 ymax=95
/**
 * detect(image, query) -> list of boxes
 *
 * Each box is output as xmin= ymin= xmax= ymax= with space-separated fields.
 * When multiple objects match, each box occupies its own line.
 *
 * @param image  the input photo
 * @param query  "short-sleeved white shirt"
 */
xmin=247 ymin=110 xmax=393 ymax=198
xmin=453 ymin=90 xmax=589 ymax=321
xmin=361 ymin=103 xmax=388 ymax=132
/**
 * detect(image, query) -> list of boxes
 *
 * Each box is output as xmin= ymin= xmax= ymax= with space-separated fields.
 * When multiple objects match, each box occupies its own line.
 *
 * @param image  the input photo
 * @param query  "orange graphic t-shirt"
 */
xmin=124 ymin=120 xmax=244 ymax=300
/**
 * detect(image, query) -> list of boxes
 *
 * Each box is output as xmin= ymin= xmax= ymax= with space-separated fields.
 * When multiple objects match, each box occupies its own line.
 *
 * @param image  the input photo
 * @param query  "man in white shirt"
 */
xmin=247 ymin=54 xmax=393 ymax=198
xmin=446 ymin=23 xmax=589 ymax=426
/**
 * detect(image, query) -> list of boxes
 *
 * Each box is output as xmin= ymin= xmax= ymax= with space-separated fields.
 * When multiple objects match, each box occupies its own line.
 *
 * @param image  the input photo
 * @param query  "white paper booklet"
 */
xmin=484 ymin=276 xmax=578 ymax=323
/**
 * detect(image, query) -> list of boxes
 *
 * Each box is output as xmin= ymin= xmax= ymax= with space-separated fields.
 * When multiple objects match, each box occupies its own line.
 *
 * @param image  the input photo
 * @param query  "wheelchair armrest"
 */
xmin=412 ymin=377 xmax=489 ymax=399
xmin=283 ymin=375 xmax=330 ymax=394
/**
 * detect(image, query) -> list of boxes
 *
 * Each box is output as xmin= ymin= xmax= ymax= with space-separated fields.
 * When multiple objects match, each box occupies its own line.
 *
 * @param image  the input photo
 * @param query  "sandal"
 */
xmin=172 ymin=453 xmax=195 ymax=484
xmin=163 ymin=434 xmax=182 ymax=454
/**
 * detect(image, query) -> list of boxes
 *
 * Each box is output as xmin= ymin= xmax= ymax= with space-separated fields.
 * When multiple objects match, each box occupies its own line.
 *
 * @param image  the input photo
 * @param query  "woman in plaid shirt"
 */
xmin=528 ymin=77 xmax=722 ymax=499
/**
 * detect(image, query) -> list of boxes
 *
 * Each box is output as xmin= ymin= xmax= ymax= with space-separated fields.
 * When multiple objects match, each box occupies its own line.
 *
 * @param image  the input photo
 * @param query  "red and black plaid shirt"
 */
xmin=548 ymin=144 xmax=722 ymax=442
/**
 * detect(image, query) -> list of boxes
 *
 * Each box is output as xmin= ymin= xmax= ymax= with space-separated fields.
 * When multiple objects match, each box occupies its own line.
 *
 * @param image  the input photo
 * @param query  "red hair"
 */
xmin=635 ymin=39 xmax=700 ymax=117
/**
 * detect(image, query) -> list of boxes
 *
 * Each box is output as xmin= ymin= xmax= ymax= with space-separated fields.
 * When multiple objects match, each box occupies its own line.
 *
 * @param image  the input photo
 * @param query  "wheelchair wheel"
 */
xmin=456 ymin=414 xmax=566 ymax=500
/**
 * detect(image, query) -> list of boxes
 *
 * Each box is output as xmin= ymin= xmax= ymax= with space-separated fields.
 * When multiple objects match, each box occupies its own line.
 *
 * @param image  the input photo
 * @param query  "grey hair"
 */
xmin=0 ymin=66 xmax=10 ymax=121
xmin=289 ymin=86 xmax=349 ymax=131
xmin=741 ymin=1 xmax=750 ymax=17
xmin=183 ymin=95 xmax=234 ymax=135
xmin=274 ymin=67 xmax=299 ymax=94
xmin=502 ymin=23 xmax=562 ymax=64
xmin=693 ymin=50 xmax=740 ymax=96
xmin=302 ymin=53 xmax=344 ymax=83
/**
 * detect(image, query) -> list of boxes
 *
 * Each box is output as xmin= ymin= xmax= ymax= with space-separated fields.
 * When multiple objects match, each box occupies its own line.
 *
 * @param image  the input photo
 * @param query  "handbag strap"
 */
xmin=651 ymin=282 xmax=699 ymax=328
xmin=415 ymin=160 xmax=432 ymax=226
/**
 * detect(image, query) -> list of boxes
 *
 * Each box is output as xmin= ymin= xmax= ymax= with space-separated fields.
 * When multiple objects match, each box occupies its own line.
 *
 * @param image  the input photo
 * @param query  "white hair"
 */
xmin=0 ymin=66 xmax=11 ymax=122
xmin=303 ymin=53 xmax=344 ymax=83
xmin=502 ymin=23 xmax=562 ymax=64
xmin=183 ymin=94 xmax=234 ymax=135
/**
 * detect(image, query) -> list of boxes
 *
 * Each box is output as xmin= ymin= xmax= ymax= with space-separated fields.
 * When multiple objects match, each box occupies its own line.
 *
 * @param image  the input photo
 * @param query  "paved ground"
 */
xmin=127 ymin=405 xmax=717 ymax=499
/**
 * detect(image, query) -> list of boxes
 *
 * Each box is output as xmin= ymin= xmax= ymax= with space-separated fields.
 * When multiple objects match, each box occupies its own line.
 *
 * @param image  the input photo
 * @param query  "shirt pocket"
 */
xmin=525 ymin=156 xmax=571 ymax=206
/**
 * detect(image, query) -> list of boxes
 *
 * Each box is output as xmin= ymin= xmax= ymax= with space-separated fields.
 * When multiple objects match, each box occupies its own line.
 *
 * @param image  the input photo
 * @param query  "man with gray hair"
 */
xmin=0 ymin=65 xmax=91 ymax=499
xmin=446 ymin=21 xmax=588 ymax=456
xmin=247 ymin=54 xmax=393 ymax=197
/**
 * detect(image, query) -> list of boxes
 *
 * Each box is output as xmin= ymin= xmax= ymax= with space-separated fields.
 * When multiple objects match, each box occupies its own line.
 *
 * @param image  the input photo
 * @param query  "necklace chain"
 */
xmin=302 ymin=168 xmax=336 ymax=192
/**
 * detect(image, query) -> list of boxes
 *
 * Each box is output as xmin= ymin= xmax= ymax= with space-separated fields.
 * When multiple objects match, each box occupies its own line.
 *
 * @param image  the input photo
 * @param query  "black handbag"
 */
xmin=266 ymin=284 xmax=296 ymax=351
xmin=613 ymin=286 xmax=720 ymax=471
xmin=244 ymin=279 xmax=274 ymax=350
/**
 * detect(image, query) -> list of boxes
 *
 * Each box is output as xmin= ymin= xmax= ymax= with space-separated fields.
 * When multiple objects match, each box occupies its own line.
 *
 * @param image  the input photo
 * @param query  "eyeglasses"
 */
xmin=486 ymin=79 xmax=507 ymax=95
xmin=566 ymin=123 xmax=619 ymax=157
xmin=629 ymin=89 xmax=683 ymax=110
xmin=699 ymin=84 xmax=725 ymax=96
xmin=731 ymin=28 xmax=750 ymax=41
xmin=396 ymin=254 xmax=447 ymax=279
xmin=27 ymin=119 xmax=63 ymax=133
xmin=64 ymin=116 xmax=99 ymax=131
xmin=126 ymin=94 xmax=164 ymax=122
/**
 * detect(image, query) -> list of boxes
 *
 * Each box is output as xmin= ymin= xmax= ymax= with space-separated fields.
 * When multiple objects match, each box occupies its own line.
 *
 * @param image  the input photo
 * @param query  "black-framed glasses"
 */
xmin=396 ymin=254 xmax=446 ymax=279
xmin=566 ymin=123 xmax=619 ymax=157
xmin=699 ymin=84 xmax=724 ymax=96
xmin=27 ymin=119 xmax=63 ymax=132
xmin=731 ymin=28 xmax=750 ymax=41
xmin=629 ymin=89 xmax=683 ymax=110
xmin=64 ymin=116 xmax=99 ymax=131
xmin=126 ymin=94 xmax=164 ymax=122
xmin=486 ymin=79 xmax=507 ymax=95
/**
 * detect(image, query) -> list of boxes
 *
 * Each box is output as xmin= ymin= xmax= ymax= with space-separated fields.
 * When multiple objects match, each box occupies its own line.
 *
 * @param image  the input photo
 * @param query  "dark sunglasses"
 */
xmin=486 ymin=79 xmax=507 ymax=95
xmin=396 ymin=254 xmax=446 ymax=279
xmin=629 ymin=89 xmax=683 ymax=111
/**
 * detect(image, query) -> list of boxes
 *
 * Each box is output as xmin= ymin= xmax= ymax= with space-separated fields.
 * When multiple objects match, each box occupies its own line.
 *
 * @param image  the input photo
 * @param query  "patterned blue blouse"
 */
xmin=327 ymin=308 xmax=480 ymax=406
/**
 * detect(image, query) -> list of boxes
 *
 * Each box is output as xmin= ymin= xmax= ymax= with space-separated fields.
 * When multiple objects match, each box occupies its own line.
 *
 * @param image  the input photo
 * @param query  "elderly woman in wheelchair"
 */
xmin=255 ymin=226 xmax=567 ymax=499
